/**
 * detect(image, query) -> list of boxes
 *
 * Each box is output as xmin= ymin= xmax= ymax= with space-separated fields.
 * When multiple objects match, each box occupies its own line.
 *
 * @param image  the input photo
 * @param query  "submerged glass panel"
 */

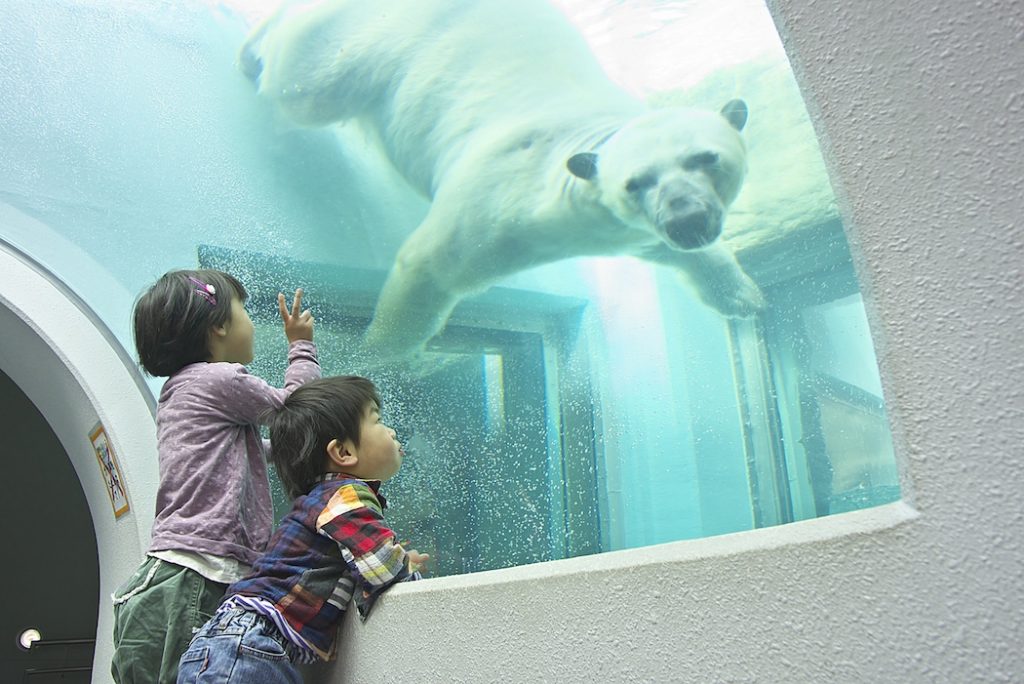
xmin=0 ymin=0 xmax=900 ymax=578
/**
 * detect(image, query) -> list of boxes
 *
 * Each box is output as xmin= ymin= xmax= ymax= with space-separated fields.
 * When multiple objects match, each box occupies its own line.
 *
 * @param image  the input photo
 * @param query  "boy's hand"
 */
xmin=279 ymin=288 xmax=314 ymax=343
xmin=407 ymin=550 xmax=430 ymax=574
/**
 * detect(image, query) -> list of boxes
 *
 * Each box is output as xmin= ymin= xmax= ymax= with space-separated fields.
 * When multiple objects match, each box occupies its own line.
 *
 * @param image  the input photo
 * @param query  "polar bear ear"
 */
xmin=567 ymin=152 xmax=599 ymax=181
xmin=720 ymin=99 xmax=749 ymax=131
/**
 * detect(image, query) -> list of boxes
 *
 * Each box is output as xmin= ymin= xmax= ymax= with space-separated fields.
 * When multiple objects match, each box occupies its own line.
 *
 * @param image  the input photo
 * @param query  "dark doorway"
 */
xmin=0 ymin=369 xmax=98 ymax=682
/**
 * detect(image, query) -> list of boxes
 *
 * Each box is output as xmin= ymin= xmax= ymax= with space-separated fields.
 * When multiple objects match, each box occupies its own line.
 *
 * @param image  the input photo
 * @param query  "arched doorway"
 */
xmin=0 ymin=238 xmax=158 ymax=683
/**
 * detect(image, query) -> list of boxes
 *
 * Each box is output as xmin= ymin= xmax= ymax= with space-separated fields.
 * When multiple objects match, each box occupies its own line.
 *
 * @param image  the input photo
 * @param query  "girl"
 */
xmin=111 ymin=269 xmax=321 ymax=684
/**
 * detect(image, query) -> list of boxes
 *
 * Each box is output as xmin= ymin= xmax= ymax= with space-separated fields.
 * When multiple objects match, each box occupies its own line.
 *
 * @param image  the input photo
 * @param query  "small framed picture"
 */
xmin=89 ymin=423 xmax=129 ymax=518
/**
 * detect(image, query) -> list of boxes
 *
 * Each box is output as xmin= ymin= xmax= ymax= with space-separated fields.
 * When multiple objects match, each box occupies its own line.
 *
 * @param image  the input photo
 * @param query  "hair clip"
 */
xmin=187 ymin=276 xmax=218 ymax=307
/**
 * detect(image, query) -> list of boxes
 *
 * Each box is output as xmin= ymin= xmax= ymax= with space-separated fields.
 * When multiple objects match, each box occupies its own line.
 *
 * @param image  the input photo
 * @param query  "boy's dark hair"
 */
xmin=269 ymin=376 xmax=382 ymax=498
xmin=133 ymin=269 xmax=248 ymax=377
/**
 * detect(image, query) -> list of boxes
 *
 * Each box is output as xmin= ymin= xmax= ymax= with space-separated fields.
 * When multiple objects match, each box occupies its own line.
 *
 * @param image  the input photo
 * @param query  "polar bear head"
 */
xmin=567 ymin=100 xmax=748 ymax=250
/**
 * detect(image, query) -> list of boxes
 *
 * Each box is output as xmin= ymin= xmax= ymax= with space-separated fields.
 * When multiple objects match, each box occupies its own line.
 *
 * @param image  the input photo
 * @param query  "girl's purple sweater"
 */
xmin=148 ymin=340 xmax=320 ymax=566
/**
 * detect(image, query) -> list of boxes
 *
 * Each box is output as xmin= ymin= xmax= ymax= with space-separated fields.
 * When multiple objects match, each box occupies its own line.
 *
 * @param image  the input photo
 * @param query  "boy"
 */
xmin=177 ymin=376 xmax=428 ymax=683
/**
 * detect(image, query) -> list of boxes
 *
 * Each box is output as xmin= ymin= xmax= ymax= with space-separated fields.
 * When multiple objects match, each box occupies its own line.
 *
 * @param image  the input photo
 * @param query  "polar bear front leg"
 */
xmin=362 ymin=204 xmax=496 ymax=361
xmin=641 ymin=241 xmax=766 ymax=317
xmin=363 ymin=248 xmax=461 ymax=361
xmin=364 ymin=204 xmax=537 ymax=361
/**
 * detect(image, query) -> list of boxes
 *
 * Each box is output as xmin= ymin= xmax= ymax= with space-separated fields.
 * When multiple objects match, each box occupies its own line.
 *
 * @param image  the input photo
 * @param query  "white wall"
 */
xmin=314 ymin=0 xmax=1024 ymax=680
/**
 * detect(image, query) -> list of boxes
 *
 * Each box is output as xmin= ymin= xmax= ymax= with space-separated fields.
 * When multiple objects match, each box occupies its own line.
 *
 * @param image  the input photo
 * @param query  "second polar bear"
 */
xmin=241 ymin=0 xmax=765 ymax=359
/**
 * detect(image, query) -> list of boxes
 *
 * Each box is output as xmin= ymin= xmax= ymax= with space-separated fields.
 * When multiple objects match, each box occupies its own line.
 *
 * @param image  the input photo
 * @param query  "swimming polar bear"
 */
xmin=241 ymin=0 xmax=764 ymax=360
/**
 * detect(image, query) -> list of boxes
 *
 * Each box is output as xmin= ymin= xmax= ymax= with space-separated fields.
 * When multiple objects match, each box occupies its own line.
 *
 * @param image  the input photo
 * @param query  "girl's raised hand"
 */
xmin=278 ymin=288 xmax=314 ymax=343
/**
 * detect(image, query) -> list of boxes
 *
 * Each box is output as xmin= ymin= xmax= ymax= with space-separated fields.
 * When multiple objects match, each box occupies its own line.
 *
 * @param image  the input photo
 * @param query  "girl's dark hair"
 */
xmin=133 ymin=269 xmax=248 ymax=377
xmin=268 ymin=376 xmax=382 ymax=498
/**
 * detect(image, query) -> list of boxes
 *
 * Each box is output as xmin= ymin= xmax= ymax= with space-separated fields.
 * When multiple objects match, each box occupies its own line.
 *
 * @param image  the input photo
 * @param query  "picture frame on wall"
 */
xmin=89 ymin=422 xmax=129 ymax=518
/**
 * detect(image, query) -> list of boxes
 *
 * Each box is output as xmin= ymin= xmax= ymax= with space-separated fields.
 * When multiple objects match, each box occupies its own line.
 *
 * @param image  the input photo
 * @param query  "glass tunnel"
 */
xmin=0 ymin=0 xmax=899 ymax=581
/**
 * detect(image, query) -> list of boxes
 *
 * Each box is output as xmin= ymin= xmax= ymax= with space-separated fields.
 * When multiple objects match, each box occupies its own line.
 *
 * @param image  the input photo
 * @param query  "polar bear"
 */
xmin=241 ymin=0 xmax=764 ymax=360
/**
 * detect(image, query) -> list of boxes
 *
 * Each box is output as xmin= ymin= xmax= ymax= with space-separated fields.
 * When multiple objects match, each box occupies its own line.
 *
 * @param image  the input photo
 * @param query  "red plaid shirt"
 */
xmin=226 ymin=474 xmax=419 ymax=660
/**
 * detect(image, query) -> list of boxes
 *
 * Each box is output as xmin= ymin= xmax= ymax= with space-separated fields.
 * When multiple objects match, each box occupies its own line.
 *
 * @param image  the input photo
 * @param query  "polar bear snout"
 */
xmin=662 ymin=209 xmax=722 ymax=250
xmin=653 ymin=185 xmax=724 ymax=250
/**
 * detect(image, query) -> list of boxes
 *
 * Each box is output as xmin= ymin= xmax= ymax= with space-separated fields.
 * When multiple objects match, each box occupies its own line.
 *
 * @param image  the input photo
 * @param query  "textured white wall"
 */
xmin=313 ymin=0 xmax=1024 ymax=681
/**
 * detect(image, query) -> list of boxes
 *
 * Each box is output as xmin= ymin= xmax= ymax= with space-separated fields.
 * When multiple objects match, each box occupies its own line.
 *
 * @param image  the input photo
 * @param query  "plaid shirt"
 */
xmin=225 ymin=474 xmax=419 ymax=660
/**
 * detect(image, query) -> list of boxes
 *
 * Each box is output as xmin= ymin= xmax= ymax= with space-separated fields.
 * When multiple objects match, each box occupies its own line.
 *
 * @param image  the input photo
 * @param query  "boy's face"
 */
xmin=353 ymin=403 xmax=403 ymax=481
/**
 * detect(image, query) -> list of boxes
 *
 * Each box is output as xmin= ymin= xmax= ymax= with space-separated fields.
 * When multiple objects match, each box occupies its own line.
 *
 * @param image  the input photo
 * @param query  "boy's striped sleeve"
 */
xmin=317 ymin=482 xmax=415 ymax=617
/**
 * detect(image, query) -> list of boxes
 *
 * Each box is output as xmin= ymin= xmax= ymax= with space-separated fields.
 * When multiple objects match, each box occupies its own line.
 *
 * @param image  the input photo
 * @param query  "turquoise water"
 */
xmin=0 ymin=0 xmax=899 ymax=578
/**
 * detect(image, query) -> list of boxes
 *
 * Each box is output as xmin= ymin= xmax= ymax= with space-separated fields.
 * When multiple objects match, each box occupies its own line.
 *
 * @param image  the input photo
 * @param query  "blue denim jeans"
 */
xmin=177 ymin=606 xmax=302 ymax=684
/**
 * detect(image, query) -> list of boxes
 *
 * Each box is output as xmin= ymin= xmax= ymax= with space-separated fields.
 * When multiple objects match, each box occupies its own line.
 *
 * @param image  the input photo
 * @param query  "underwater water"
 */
xmin=0 ymin=0 xmax=900 ymax=578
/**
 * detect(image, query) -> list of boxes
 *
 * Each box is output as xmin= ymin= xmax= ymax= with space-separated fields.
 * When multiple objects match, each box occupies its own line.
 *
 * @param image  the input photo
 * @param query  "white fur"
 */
xmin=242 ymin=0 xmax=764 ymax=359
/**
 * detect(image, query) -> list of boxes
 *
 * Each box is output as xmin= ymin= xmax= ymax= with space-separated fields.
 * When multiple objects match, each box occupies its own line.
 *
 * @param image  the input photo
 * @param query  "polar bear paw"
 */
xmin=696 ymin=267 xmax=766 ymax=318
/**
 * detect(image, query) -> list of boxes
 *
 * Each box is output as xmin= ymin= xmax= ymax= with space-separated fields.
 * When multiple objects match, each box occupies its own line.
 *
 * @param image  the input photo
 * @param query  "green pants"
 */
xmin=110 ymin=557 xmax=227 ymax=684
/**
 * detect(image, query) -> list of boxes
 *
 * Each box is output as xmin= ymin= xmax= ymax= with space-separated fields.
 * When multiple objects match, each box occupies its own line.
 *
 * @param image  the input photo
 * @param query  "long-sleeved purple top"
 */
xmin=148 ymin=340 xmax=321 ymax=566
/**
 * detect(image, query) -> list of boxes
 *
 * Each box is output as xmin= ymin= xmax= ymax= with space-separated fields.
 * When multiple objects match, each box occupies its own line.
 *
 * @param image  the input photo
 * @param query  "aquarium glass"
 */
xmin=0 ymin=0 xmax=900 ymax=578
